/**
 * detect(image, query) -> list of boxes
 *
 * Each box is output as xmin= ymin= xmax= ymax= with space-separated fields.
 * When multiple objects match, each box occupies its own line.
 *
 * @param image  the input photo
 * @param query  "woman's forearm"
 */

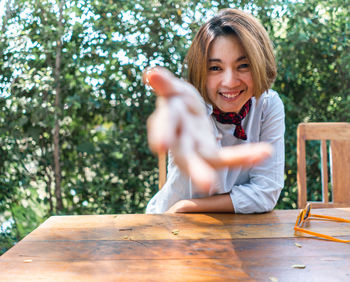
xmin=166 ymin=193 xmax=235 ymax=213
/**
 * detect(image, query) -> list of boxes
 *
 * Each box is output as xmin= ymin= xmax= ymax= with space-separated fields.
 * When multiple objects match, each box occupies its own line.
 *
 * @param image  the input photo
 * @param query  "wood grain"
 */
xmin=1 ymin=210 xmax=350 ymax=281
xmin=10 ymin=210 xmax=350 ymax=242
xmin=298 ymin=122 xmax=350 ymax=140
xmin=1 ymin=238 xmax=350 ymax=281
xmin=2 ymin=238 xmax=350 ymax=262
xmin=332 ymin=140 xmax=350 ymax=204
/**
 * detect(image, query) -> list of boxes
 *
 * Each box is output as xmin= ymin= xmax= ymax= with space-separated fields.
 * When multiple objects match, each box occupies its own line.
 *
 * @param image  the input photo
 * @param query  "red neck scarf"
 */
xmin=212 ymin=99 xmax=252 ymax=140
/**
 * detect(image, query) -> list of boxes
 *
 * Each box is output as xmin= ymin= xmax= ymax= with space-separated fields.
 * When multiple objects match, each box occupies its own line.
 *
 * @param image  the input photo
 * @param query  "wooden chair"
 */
xmin=297 ymin=122 xmax=350 ymax=209
xmin=158 ymin=152 xmax=167 ymax=190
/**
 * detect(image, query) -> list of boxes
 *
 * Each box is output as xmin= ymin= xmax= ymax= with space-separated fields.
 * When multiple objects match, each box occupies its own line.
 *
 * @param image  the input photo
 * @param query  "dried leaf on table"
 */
xmin=23 ymin=259 xmax=32 ymax=263
xmin=171 ymin=229 xmax=179 ymax=235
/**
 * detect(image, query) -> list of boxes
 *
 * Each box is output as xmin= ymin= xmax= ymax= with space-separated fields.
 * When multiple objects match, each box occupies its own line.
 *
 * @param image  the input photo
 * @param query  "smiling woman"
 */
xmin=144 ymin=8 xmax=285 ymax=214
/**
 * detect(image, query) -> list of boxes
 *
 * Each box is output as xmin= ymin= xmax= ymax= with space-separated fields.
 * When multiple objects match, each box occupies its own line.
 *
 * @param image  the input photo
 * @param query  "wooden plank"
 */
xmin=298 ymin=122 xmax=350 ymax=140
xmin=307 ymin=202 xmax=350 ymax=208
xmin=0 ymin=239 xmax=240 ymax=261
xmin=16 ymin=220 xmax=350 ymax=242
xmin=2 ymin=238 xmax=350 ymax=262
xmin=320 ymin=140 xmax=329 ymax=203
xmin=35 ymin=209 xmax=350 ymax=228
xmin=9 ymin=210 xmax=350 ymax=242
xmin=297 ymin=124 xmax=307 ymax=209
xmin=331 ymin=140 xmax=350 ymax=204
xmin=0 ymin=259 xmax=252 ymax=282
xmin=1 ymin=238 xmax=349 ymax=281
xmin=1 ymin=258 xmax=349 ymax=282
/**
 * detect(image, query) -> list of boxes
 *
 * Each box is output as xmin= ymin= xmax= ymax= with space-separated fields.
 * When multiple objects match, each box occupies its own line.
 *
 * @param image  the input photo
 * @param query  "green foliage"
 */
xmin=1 ymin=0 xmax=349 ymax=254
xmin=271 ymin=0 xmax=350 ymax=209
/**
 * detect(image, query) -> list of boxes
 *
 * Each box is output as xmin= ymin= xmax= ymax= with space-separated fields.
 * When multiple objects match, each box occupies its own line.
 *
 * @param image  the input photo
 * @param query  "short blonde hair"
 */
xmin=185 ymin=8 xmax=276 ymax=103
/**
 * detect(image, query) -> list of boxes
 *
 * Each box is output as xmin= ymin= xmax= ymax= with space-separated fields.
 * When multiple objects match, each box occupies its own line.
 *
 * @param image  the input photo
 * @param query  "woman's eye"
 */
xmin=238 ymin=63 xmax=250 ymax=70
xmin=209 ymin=66 xmax=220 ymax=71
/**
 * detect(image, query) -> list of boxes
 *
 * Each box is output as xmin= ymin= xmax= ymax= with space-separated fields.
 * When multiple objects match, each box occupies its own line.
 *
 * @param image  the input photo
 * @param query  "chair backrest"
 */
xmin=158 ymin=152 xmax=167 ymax=190
xmin=297 ymin=122 xmax=350 ymax=209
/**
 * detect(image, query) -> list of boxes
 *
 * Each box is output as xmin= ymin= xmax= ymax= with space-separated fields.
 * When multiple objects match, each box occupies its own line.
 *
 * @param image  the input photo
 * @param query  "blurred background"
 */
xmin=1 ymin=0 xmax=349 ymax=254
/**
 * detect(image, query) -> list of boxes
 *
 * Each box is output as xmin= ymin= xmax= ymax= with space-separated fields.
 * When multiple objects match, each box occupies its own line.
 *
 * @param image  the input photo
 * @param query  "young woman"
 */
xmin=144 ymin=8 xmax=285 ymax=214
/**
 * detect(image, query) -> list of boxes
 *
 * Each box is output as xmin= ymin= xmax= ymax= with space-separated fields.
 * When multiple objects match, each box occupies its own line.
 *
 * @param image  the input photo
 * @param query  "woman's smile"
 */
xmin=219 ymin=89 xmax=245 ymax=99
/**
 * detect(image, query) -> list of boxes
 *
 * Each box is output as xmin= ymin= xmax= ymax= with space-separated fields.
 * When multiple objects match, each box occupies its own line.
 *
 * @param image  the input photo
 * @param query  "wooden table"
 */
xmin=1 ymin=208 xmax=350 ymax=281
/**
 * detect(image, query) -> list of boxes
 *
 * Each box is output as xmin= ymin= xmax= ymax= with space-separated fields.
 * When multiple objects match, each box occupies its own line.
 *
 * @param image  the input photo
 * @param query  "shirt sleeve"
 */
xmin=230 ymin=93 xmax=285 ymax=213
xmin=145 ymin=150 xmax=193 ymax=214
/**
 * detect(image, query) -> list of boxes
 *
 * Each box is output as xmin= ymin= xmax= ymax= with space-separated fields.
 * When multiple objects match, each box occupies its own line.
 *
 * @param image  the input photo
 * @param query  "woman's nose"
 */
xmin=222 ymin=70 xmax=240 ymax=88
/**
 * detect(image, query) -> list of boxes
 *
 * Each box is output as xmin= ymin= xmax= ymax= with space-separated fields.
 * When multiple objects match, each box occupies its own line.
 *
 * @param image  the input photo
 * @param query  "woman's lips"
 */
xmin=219 ymin=89 xmax=244 ymax=98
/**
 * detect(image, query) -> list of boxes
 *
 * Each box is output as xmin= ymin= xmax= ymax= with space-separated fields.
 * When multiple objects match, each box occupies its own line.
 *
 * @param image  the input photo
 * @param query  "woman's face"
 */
xmin=206 ymin=35 xmax=253 ymax=113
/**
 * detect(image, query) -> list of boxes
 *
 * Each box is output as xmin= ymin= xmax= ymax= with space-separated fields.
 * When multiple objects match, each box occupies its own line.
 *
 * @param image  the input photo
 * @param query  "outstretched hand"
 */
xmin=143 ymin=67 xmax=272 ymax=191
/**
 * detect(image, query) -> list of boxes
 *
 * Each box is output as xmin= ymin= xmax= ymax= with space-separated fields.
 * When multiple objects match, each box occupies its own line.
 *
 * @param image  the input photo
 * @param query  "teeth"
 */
xmin=220 ymin=91 xmax=241 ymax=98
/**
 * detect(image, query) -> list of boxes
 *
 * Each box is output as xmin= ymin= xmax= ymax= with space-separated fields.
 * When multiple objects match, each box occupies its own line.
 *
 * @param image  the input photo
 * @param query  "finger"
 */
xmin=144 ymin=67 xmax=205 ymax=115
xmin=186 ymin=153 xmax=217 ymax=192
xmin=207 ymin=142 xmax=273 ymax=168
xmin=143 ymin=67 xmax=175 ymax=97
xmin=147 ymin=101 xmax=178 ymax=154
xmin=172 ymin=129 xmax=216 ymax=192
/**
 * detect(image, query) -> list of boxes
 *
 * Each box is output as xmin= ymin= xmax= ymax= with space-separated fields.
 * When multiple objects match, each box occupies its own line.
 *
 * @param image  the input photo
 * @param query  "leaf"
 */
xmin=292 ymin=264 xmax=306 ymax=269
xmin=23 ymin=259 xmax=33 ymax=263
xmin=295 ymin=243 xmax=302 ymax=248
xmin=76 ymin=142 xmax=95 ymax=153
xmin=171 ymin=229 xmax=179 ymax=235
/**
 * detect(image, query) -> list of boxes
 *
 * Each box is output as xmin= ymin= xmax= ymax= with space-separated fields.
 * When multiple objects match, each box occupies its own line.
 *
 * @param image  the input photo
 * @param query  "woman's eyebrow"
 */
xmin=208 ymin=58 xmax=221 ymax=62
xmin=208 ymin=55 xmax=247 ymax=63
xmin=236 ymin=55 xmax=247 ymax=62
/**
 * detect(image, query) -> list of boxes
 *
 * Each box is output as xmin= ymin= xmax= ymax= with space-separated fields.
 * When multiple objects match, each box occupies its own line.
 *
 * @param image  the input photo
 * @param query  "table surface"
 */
xmin=1 ymin=208 xmax=350 ymax=281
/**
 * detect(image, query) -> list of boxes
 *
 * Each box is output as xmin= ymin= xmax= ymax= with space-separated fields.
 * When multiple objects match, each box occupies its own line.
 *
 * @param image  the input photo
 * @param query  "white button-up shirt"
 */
xmin=146 ymin=90 xmax=285 ymax=214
